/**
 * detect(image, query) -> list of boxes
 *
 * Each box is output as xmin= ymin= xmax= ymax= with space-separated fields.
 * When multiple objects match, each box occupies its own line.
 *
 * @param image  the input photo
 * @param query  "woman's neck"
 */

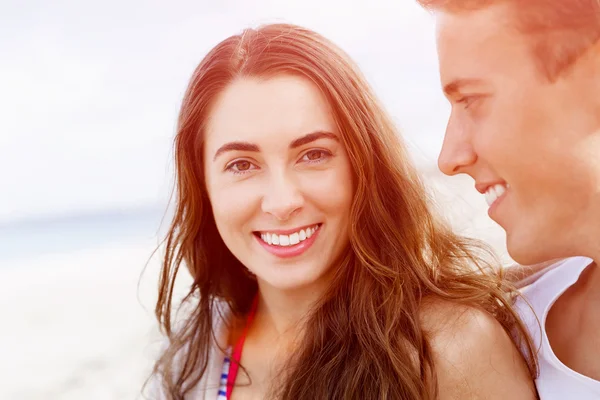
xmin=254 ymin=278 xmax=328 ymax=338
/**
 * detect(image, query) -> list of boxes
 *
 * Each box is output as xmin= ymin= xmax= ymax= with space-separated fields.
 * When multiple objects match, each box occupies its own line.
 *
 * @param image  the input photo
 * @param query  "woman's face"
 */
xmin=204 ymin=75 xmax=354 ymax=292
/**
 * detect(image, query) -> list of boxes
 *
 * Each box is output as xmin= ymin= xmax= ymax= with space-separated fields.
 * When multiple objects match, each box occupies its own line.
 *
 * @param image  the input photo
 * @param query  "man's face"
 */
xmin=435 ymin=4 xmax=600 ymax=264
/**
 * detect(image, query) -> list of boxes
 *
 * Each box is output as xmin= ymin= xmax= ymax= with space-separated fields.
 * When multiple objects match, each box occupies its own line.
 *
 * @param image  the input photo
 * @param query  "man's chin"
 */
xmin=506 ymin=234 xmax=556 ymax=266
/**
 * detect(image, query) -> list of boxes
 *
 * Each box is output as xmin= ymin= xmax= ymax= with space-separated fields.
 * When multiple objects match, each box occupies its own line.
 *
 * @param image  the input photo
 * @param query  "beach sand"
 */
xmin=0 ymin=240 xmax=169 ymax=400
xmin=0 ymin=169 xmax=511 ymax=400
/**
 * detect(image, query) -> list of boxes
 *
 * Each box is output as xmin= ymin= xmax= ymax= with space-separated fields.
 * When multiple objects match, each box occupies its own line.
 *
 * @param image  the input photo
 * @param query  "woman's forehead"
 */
xmin=205 ymin=75 xmax=337 ymax=152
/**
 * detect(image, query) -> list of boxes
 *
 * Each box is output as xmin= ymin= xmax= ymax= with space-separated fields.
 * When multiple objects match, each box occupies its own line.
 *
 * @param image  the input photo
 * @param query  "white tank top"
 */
xmin=516 ymin=256 xmax=599 ymax=399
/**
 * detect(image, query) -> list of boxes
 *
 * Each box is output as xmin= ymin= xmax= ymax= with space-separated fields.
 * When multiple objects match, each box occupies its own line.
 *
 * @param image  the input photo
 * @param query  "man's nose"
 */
xmin=437 ymin=120 xmax=477 ymax=176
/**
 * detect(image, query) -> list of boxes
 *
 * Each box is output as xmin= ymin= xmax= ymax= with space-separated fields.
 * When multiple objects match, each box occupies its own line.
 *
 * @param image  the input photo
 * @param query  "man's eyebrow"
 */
xmin=213 ymin=142 xmax=260 ymax=161
xmin=443 ymin=78 xmax=485 ymax=97
xmin=289 ymin=131 xmax=338 ymax=149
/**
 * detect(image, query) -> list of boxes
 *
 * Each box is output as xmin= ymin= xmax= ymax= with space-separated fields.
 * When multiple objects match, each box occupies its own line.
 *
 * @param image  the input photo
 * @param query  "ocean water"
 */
xmin=0 ymin=205 xmax=169 ymax=264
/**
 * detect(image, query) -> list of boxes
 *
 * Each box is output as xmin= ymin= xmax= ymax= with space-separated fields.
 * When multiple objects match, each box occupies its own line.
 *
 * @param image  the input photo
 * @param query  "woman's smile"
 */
xmin=254 ymin=223 xmax=322 ymax=258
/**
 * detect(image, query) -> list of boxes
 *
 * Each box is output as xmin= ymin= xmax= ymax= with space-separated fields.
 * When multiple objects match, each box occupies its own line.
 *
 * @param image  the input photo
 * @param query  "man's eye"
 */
xmin=457 ymin=95 xmax=482 ymax=109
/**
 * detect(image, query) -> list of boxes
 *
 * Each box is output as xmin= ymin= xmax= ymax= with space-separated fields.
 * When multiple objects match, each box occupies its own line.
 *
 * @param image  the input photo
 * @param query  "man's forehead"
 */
xmin=436 ymin=8 xmax=506 ymax=56
xmin=436 ymin=18 xmax=491 ymax=87
xmin=435 ymin=6 xmax=524 ymax=85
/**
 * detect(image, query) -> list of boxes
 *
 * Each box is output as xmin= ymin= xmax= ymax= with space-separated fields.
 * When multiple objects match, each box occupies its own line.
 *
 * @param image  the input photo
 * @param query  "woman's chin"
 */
xmin=255 ymin=266 xmax=330 ymax=294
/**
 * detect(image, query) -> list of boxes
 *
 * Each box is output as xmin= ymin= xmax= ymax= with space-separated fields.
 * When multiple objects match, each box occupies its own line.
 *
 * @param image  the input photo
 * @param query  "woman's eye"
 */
xmin=301 ymin=150 xmax=330 ymax=162
xmin=233 ymin=161 xmax=251 ymax=171
xmin=225 ymin=160 xmax=256 ymax=174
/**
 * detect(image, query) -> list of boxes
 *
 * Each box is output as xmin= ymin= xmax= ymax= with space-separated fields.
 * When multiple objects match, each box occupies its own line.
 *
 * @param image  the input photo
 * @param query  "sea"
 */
xmin=0 ymin=204 xmax=169 ymax=266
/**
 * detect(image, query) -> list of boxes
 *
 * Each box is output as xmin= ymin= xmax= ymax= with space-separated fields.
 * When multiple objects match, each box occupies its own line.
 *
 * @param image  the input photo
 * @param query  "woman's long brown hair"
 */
xmin=150 ymin=23 xmax=537 ymax=400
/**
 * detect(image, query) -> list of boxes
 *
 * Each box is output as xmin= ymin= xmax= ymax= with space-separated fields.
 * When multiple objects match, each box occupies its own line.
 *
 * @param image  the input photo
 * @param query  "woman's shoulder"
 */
xmin=147 ymin=301 xmax=233 ymax=399
xmin=420 ymin=299 xmax=507 ymax=370
xmin=420 ymin=298 xmax=502 ymax=345
xmin=419 ymin=298 xmax=537 ymax=399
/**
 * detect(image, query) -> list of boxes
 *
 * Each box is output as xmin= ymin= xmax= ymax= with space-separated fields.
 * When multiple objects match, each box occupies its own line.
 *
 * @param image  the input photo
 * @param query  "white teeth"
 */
xmin=299 ymin=229 xmax=306 ymax=241
xmin=306 ymin=225 xmax=319 ymax=238
xmin=495 ymin=184 xmax=506 ymax=197
xmin=289 ymin=232 xmax=300 ymax=245
xmin=279 ymin=235 xmax=290 ymax=246
xmin=259 ymin=224 xmax=320 ymax=247
xmin=484 ymin=184 xmax=508 ymax=206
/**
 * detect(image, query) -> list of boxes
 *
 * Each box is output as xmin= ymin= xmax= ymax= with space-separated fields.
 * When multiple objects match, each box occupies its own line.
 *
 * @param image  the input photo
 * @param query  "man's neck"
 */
xmin=578 ymin=156 xmax=600 ymax=270
xmin=580 ymin=261 xmax=600 ymax=300
xmin=576 ymin=218 xmax=600 ymax=298
xmin=583 ymin=200 xmax=600 ymax=271
xmin=545 ymin=260 xmax=600 ymax=381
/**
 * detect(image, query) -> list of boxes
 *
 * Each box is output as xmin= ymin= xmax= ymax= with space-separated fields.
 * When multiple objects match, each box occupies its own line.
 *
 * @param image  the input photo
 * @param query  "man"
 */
xmin=417 ymin=0 xmax=600 ymax=398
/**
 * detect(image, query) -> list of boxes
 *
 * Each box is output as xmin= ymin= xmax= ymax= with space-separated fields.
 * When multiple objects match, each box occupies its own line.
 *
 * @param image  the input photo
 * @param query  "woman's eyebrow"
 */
xmin=213 ymin=142 xmax=260 ymax=161
xmin=289 ymin=130 xmax=338 ymax=149
xmin=213 ymin=130 xmax=338 ymax=161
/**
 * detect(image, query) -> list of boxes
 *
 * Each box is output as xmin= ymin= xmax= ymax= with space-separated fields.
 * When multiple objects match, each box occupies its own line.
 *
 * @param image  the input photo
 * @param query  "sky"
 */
xmin=0 ymin=0 xmax=450 ymax=223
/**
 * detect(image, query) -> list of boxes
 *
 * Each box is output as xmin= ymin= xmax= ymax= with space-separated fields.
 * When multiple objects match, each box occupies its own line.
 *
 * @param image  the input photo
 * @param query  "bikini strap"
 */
xmin=226 ymin=295 xmax=259 ymax=399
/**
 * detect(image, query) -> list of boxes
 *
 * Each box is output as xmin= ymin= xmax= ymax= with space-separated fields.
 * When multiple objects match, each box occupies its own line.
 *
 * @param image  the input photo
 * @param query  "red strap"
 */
xmin=226 ymin=295 xmax=258 ymax=399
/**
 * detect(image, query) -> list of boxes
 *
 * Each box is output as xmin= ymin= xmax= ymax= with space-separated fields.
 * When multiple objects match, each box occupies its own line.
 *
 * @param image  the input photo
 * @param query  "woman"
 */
xmin=149 ymin=23 xmax=537 ymax=400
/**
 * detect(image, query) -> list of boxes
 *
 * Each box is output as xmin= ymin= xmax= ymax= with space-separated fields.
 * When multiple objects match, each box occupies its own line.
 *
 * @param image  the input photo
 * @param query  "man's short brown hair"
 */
xmin=418 ymin=0 xmax=600 ymax=80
